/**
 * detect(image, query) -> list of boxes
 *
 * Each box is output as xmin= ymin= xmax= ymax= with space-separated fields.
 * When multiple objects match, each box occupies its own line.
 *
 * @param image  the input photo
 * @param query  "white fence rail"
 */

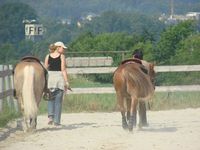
xmin=67 ymin=85 xmax=200 ymax=94
xmin=67 ymin=65 xmax=200 ymax=74
xmin=67 ymin=57 xmax=113 ymax=67
xmin=0 ymin=64 xmax=200 ymax=112
xmin=67 ymin=64 xmax=200 ymax=93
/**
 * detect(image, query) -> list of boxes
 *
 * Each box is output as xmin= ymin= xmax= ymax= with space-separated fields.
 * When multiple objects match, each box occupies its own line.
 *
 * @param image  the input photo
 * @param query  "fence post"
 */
xmin=0 ymin=65 xmax=3 ymax=112
xmin=4 ymin=65 xmax=13 ymax=108
xmin=121 ymin=51 xmax=125 ymax=60
xmin=9 ymin=65 xmax=18 ymax=112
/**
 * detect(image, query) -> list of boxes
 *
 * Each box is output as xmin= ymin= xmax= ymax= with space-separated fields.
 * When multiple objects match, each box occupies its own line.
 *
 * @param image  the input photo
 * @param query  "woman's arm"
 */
xmin=44 ymin=54 xmax=49 ymax=69
xmin=61 ymin=54 xmax=69 ymax=85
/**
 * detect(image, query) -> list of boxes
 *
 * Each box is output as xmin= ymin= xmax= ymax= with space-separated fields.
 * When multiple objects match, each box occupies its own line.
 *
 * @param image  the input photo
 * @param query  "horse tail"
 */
xmin=22 ymin=65 xmax=38 ymax=119
xmin=123 ymin=65 xmax=154 ymax=100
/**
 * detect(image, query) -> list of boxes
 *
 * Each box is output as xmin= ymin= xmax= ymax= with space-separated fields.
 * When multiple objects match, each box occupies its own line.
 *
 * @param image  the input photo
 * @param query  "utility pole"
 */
xmin=170 ymin=0 xmax=174 ymax=19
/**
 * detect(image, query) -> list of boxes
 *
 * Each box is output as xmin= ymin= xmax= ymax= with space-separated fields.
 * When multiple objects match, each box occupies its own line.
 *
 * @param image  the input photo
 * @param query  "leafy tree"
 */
xmin=83 ymin=11 xmax=164 ymax=40
xmin=68 ymin=32 xmax=142 ymax=83
xmin=41 ymin=18 xmax=74 ymax=44
xmin=69 ymin=32 xmax=95 ymax=53
xmin=155 ymin=23 xmax=200 ymax=86
xmin=0 ymin=43 xmax=15 ymax=64
xmin=69 ymin=32 xmax=140 ymax=57
xmin=0 ymin=2 xmax=37 ymax=44
xmin=131 ymin=41 xmax=155 ymax=62
xmin=3 ymin=0 xmax=199 ymax=20
xmin=171 ymin=34 xmax=200 ymax=65
xmin=15 ymin=40 xmax=35 ymax=59
xmin=155 ymin=20 xmax=196 ymax=64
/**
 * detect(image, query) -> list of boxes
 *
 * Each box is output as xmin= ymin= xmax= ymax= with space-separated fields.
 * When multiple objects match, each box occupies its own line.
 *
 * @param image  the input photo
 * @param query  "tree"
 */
xmin=0 ymin=43 xmax=15 ymax=64
xmin=69 ymin=32 xmax=138 ymax=54
xmin=83 ymin=11 xmax=164 ymax=39
xmin=171 ymin=34 xmax=200 ymax=65
xmin=0 ymin=2 xmax=37 ymax=44
xmin=69 ymin=32 xmax=95 ymax=53
xmin=131 ymin=41 xmax=155 ymax=61
xmin=155 ymin=20 xmax=196 ymax=64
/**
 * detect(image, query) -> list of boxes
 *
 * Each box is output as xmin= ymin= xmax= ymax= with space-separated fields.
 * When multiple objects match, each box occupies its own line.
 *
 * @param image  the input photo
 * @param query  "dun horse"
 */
xmin=113 ymin=59 xmax=155 ymax=131
xmin=14 ymin=57 xmax=46 ymax=132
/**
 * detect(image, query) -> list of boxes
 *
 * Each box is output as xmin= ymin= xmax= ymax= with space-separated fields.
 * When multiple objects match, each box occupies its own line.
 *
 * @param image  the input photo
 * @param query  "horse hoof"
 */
xmin=127 ymin=112 xmax=130 ymax=121
xmin=128 ymin=126 xmax=133 ymax=132
xmin=139 ymin=122 xmax=149 ymax=127
xmin=122 ymin=117 xmax=128 ymax=130
xmin=122 ymin=124 xmax=128 ymax=130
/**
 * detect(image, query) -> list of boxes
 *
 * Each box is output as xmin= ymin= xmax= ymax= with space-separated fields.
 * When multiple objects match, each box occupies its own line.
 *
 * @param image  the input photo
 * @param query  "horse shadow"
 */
xmin=0 ymin=119 xmax=23 ymax=142
xmin=0 ymin=121 xmax=97 ymax=142
xmin=140 ymin=127 xmax=177 ymax=132
xmin=138 ymin=125 xmax=177 ymax=133
xmin=36 ymin=122 xmax=96 ymax=133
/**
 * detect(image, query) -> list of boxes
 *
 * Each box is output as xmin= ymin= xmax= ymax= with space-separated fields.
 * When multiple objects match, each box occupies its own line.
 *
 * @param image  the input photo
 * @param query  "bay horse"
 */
xmin=13 ymin=56 xmax=46 ymax=132
xmin=113 ymin=58 xmax=155 ymax=131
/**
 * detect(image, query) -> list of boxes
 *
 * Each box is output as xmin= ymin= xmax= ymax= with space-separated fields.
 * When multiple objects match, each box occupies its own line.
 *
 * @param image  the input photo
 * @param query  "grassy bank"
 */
xmin=1 ymin=91 xmax=200 ymax=127
xmin=38 ymin=91 xmax=200 ymax=114
xmin=0 ymin=102 xmax=20 ymax=128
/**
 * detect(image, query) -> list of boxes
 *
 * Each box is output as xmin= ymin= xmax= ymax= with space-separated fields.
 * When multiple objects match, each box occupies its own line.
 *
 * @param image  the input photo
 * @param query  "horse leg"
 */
xmin=19 ymin=96 xmax=28 ymax=132
xmin=128 ymin=96 xmax=138 ymax=131
xmin=126 ymin=97 xmax=131 ymax=121
xmin=117 ymin=93 xmax=128 ymax=129
xmin=30 ymin=117 xmax=37 ymax=130
xmin=22 ymin=116 xmax=29 ymax=132
xmin=121 ymin=112 xmax=128 ymax=129
xmin=138 ymin=101 xmax=148 ymax=127
xmin=35 ymin=117 xmax=37 ymax=128
xmin=21 ymin=105 xmax=30 ymax=132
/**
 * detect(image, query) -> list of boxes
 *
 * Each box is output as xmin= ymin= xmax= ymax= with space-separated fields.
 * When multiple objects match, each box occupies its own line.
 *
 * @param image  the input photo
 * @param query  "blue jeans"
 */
xmin=48 ymin=89 xmax=64 ymax=124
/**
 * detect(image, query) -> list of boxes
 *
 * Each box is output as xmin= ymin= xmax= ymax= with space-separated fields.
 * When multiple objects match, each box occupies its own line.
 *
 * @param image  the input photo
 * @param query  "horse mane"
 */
xmin=21 ymin=56 xmax=41 ymax=63
xmin=121 ymin=58 xmax=142 ymax=65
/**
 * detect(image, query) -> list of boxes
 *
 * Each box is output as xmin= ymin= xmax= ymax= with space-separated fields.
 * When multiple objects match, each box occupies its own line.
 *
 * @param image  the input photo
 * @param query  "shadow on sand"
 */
xmin=36 ymin=122 xmax=96 ymax=132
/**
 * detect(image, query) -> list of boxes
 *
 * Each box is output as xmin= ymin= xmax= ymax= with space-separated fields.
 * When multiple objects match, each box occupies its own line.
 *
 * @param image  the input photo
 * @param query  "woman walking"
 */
xmin=44 ymin=41 xmax=69 ymax=126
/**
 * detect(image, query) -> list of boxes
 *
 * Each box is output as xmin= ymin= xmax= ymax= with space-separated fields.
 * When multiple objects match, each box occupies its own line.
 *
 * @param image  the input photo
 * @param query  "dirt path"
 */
xmin=0 ymin=108 xmax=200 ymax=150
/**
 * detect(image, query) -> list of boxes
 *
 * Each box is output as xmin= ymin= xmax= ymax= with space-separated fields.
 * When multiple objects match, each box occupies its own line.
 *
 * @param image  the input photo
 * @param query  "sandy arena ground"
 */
xmin=0 ymin=108 xmax=200 ymax=150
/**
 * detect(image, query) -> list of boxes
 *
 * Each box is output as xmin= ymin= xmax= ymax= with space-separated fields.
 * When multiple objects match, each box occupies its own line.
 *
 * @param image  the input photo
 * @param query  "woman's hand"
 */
xmin=64 ymin=81 xmax=72 ymax=91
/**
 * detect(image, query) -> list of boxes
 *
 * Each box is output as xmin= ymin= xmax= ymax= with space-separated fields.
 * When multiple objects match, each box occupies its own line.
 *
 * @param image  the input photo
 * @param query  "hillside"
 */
xmin=0 ymin=0 xmax=200 ymax=19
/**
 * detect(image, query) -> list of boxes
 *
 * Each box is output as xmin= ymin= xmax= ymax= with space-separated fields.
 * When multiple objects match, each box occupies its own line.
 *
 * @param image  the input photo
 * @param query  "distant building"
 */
xmin=77 ymin=21 xmax=82 ymax=28
xmin=23 ymin=19 xmax=44 ymax=42
xmin=159 ymin=12 xmax=200 ymax=25
xmin=159 ymin=0 xmax=200 ymax=24
xmin=60 ymin=19 xmax=71 ymax=25
xmin=186 ymin=12 xmax=200 ymax=20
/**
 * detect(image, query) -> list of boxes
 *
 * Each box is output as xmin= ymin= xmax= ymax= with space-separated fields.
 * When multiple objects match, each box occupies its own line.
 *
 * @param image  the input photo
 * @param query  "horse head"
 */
xmin=140 ymin=60 xmax=156 ymax=88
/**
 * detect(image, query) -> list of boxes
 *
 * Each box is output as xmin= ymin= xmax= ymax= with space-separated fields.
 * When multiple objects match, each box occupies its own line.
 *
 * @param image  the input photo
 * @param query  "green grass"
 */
xmin=38 ymin=94 xmax=117 ymax=114
xmin=1 ymin=75 xmax=200 ymax=127
xmin=37 ymin=91 xmax=200 ymax=114
xmin=0 ymin=102 xmax=21 ymax=128
xmin=63 ymin=94 xmax=117 ymax=112
xmin=1 ymin=91 xmax=200 ymax=127
xmin=150 ymin=92 xmax=200 ymax=111
xmin=69 ymin=75 xmax=112 ymax=88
